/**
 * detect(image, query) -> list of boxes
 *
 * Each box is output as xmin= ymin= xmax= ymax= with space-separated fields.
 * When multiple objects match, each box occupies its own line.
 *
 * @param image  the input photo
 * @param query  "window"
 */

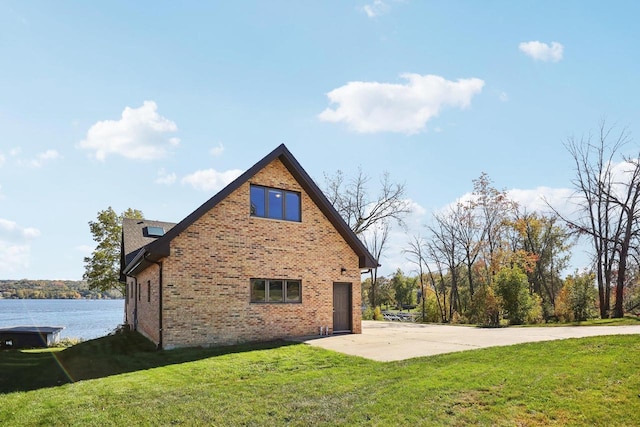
xmin=147 ymin=281 xmax=151 ymax=302
xmin=250 ymin=279 xmax=302 ymax=303
xmin=143 ymin=226 xmax=165 ymax=237
xmin=250 ymin=185 xmax=301 ymax=222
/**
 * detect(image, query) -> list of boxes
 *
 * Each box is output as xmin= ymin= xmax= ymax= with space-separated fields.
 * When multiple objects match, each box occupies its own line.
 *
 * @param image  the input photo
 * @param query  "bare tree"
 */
xmin=428 ymin=208 xmax=464 ymax=317
xmin=558 ymin=122 xmax=638 ymax=318
xmin=324 ymin=168 xmax=410 ymax=309
xmin=362 ymin=221 xmax=390 ymax=308
xmin=404 ymin=235 xmax=429 ymax=321
xmin=324 ymin=168 xmax=411 ymax=236
xmin=452 ymin=201 xmax=484 ymax=299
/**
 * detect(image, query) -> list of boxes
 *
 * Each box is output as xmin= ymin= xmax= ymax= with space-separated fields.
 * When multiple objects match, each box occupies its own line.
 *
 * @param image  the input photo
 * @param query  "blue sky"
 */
xmin=2 ymin=1 xmax=640 ymax=280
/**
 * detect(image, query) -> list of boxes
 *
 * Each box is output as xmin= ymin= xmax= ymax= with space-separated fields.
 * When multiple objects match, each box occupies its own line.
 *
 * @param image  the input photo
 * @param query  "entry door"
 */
xmin=333 ymin=283 xmax=352 ymax=333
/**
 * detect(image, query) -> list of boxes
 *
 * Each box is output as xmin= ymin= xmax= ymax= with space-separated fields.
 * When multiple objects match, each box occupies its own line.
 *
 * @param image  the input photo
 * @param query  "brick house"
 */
xmin=120 ymin=144 xmax=377 ymax=349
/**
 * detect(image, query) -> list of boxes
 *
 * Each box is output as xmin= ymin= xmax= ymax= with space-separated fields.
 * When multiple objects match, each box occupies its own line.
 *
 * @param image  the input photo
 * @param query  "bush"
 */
xmin=362 ymin=306 xmax=374 ymax=320
xmin=450 ymin=311 xmax=468 ymax=324
xmin=468 ymin=286 xmax=501 ymax=326
xmin=51 ymin=337 xmax=83 ymax=348
xmin=373 ymin=306 xmax=384 ymax=321
xmin=526 ymin=294 xmax=544 ymax=324
xmin=414 ymin=289 xmax=441 ymax=323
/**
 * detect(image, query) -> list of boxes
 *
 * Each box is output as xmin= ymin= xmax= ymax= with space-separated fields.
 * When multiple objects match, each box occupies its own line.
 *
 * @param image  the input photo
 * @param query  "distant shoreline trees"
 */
xmin=0 ymin=279 xmax=122 ymax=299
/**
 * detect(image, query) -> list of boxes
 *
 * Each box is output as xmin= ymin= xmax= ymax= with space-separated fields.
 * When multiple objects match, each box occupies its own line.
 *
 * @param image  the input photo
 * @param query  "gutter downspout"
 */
xmin=133 ymin=277 xmax=138 ymax=331
xmin=124 ymin=277 xmax=128 ymax=325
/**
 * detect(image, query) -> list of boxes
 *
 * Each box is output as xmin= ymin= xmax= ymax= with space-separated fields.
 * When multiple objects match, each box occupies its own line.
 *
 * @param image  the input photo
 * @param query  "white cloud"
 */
xmin=519 ymin=41 xmax=564 ymax=62
xmin=29 ymin=149 xmax=62 ymax=168
xmin=0 ymin=153 xmax=5 ymax=167
xmin=319 ymin=73 xmax=485 ymax=134
xmin=0 ymin=217 xmax=40 ymax=274
xmin=181 ymin=168 xmax=243 ymax=192
xmin=363 ymin=0 xmax=389 ymax=18
xmin=8 ymin=148 xmax=62 ymax=168
xmin=78 ymin=101 xmax=179 ymax=161
xmin=0 ymin=218 xmax=41 ymax=239
xmin=155 ymin=168 xmax=177 ymax=185
xmin=0 ymin=242 xmax=31 ymax=273
xmin=210 ymin=143 xmax=225 ymax=157
xmin=507 ymin=186 xmax=574 ymax=216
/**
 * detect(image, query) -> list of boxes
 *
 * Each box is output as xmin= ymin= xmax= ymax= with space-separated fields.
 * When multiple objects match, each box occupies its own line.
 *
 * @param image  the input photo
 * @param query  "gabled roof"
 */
xmin=120 ymin=219 xmax=177 ymax=281
xmin=122 ymin=144 xmax=378 ymax=276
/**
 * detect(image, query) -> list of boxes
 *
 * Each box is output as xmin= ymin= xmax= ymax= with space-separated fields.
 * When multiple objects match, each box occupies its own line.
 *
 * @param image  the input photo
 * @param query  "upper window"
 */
xmin=250 ymin=185 xmax=301 ymax=222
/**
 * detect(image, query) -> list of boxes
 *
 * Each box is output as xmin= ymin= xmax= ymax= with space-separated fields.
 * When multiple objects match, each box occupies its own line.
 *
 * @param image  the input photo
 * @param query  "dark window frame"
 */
xmin=250 ymin=278 xmax=302 ymax=303
xmin=249 ymin=184 xmax=301 ymax=222
xmin=143 ymin=226 xmax=165 ymax=237
xmin=147 ymin=280 xmax=151 ymax=303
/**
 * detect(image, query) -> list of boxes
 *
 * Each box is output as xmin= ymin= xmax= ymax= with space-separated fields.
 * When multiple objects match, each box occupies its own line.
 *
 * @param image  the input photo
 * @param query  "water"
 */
xmin=0 ymin=299 xmax=125 ymax=340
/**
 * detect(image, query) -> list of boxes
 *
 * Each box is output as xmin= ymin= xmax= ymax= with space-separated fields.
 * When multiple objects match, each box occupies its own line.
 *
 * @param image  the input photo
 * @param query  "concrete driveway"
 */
xmin=300 ymin=320 xmax=640 ymax=361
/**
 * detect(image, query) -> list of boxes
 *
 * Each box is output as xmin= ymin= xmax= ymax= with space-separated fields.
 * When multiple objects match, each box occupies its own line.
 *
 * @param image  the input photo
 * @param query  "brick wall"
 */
xmin=156 ymin=158 xmax=362 ymax=348
xmin=125 ymin=267 xmax=161 ymax=344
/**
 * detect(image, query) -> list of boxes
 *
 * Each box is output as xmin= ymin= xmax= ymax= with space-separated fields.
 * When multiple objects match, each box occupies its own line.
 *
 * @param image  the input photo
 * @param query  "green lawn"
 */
xmin=1 ymin=330 xmax=639 ymax=426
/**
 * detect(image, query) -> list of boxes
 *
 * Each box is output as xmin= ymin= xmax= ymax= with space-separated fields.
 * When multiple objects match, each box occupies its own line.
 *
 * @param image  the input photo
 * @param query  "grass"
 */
xmin=0 ymin=330 xmax=639 ymax=426
xmin=517 ymin=315 xmax=640 ymax=327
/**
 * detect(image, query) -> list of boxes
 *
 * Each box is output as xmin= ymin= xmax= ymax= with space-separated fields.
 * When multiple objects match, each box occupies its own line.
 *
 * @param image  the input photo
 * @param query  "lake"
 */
xmin=0 ymin=299 xmax=124 ymax=340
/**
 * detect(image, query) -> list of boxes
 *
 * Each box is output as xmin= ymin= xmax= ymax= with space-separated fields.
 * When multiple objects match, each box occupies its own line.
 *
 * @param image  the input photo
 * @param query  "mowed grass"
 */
xmin=1 ymin=331 xmax=639 ymax=426
xmin=518 ymin=315 xmax=640 ymax=327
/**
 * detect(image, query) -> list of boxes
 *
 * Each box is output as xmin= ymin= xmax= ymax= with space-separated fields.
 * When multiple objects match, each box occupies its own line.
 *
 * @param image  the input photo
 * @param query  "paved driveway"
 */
xmin=300 ymin=320 xmax=640 ymax=361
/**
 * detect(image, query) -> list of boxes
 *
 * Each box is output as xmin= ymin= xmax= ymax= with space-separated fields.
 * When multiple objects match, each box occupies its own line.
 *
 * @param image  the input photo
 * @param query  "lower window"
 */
xmin=251 ymin=279 xmax=302 ymax=303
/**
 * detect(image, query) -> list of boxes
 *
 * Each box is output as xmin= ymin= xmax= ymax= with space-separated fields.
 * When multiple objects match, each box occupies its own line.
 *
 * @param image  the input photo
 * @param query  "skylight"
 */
xmin=143 ymin=226 xmax=165 ymax=237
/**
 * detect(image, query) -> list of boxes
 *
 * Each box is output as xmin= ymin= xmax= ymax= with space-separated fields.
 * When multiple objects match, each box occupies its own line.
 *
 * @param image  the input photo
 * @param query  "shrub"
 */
xmin=414 ymin=289 xmax=442 ymax=322
xmin=526 ymin=294 xmax=544 ymax=324
xmin=51 ymin=337 xmax=83 ymax=348
xmin=362 ymin=306 xmax=374 ymax=320
xmin=450 ymin=311 xmax=468 ymax=324
xmin=373 ymin=306 xmax=384 ymax=321
xmin=468 ymin=285 xmax=501 ymax=326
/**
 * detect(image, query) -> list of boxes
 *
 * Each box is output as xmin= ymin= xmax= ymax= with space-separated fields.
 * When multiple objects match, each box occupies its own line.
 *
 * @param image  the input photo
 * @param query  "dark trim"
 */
xmin=249 ymin=278 xmax=302 ymax=304
xmin=123 ymin=144 xmax=378 ymax=276
xmin=148 ymin=259 xmax=163 ymax=351
xmin=133 ymin=277 xmax=138 ymax=330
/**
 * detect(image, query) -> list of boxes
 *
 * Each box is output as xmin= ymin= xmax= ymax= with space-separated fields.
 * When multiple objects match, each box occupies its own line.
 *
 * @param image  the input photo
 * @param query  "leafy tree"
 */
xmin=468 ymin=285 xmax=501 ymax=326
xmin=494 ymin=266 xmax=534 ymax=325
xmin=83 ymin=207 xmax=143 ymax=294
xmin=390 ymin=269 xmax=416 ymax=308
xmin=556 ymin=271 xmax=597 ymax=322
xmin=472 ymin=173 xmax=518 ymax=281
xmin=509 ymin=211 xmax=572 ymax=319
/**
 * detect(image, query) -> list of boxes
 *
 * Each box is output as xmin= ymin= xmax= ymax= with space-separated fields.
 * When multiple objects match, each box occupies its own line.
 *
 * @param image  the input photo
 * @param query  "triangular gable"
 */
xmin=122 ymin=144 xmax=378 ymax=276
